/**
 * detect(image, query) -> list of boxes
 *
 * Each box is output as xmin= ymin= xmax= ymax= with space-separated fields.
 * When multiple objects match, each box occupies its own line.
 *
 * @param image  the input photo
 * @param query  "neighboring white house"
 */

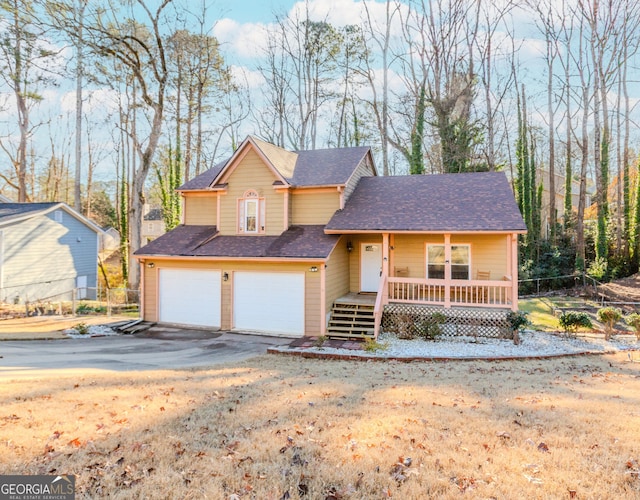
xmin=100 ymin=227 xmax=121 ymax=255
xmin=142 ymin=207 xmax=165 ymax=243
xmin=0 ymin=202 xmax=103 ymax=303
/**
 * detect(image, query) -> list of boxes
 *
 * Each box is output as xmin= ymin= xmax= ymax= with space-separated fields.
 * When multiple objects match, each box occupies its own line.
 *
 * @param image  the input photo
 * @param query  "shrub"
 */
xmin=625 ymin=313 xmax=640 ymax=341
xmin=558 ymin=311 xmax=592 ymax=337
xmin=73 ymin=322 xmax=90 ymax=335
xmin=506 ymin=311 xmax=529 ymax=345
xmin=507 ymin=311 xmax=529 ymax=332
xmin=313 ymin=335 xmax=327 ymax=348
xmin=415 ymin=312 xmax=447 ymax=340
xmin=364 ymin=337 xmax=387 ymax=352
xmin=597 ymin=307 xmax=622 ymax=341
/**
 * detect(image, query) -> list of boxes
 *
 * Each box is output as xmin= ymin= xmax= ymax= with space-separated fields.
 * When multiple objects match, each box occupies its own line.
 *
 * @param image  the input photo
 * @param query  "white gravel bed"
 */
xmin=64 ymin=325 xmax=118 ymax=338
xmin=288 ymin=331 xmax=640 ymax=359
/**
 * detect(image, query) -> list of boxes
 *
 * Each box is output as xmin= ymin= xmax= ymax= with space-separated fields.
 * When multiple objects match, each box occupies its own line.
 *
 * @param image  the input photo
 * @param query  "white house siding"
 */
xmin=344 ymin=154 xmax=376 ymax=203
xmin=1 ymin=211 xmax=98 ymax=303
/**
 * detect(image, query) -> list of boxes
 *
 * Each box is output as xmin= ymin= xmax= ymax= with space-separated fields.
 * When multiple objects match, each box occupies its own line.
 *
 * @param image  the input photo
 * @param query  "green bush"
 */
xmin=507 ymin=311 xmax=529 ymax=332
xmin=625 ymin=313 xmax=640 ymax=341
xmin=597 ymin=307 xmax=622 ymax=340
xmin=558 ymin=311 xmax=592 ymax=337
xmin=364 ymin=338 xmax=388 ymax=352
xmin=73 ymin=322 xmax=90 ymax=335
xmin=415 ymin=312 xmax=447 ymax=340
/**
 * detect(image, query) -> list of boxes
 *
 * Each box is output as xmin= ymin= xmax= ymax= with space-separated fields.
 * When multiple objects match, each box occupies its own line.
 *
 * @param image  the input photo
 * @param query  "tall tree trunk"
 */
xmin=74 ymin=0 xmax=84 ymax=213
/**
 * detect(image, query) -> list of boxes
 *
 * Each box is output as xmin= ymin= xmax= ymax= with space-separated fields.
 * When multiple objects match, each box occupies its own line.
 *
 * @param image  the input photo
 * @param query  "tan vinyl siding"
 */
xmin=325 ymin=238 xmax=350 ymax=312
xmin=142 ymin=259 xmax=323 ymax=335
xmin=344 ymin=154 xmax=375 ymax=202
xmin=453 ymin=234 xmax=509 ymax=280
xmin=183 ymin=195 xmax=217 ymax=225
xmin=143 ymin=266 xmax=158 ymax=322
xmin=291 ymin=190 xmax=340 ymax=224
xmin=391 ymin=233 xmax=510 ymax=280
xmin=218 ymin=149 xmax=285 ymax=235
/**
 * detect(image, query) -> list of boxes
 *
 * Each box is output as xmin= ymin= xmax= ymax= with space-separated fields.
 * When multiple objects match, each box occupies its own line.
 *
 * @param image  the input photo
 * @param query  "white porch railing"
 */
xmin=387 ymin=277 xmax=513 ymax=308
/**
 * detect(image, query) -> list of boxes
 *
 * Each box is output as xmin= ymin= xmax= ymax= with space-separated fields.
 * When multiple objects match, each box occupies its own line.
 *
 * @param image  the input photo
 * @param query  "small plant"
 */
xmin=364 ymin=337 xmax=387 ymax=352
xmin=73 ymin=322 xmax=90 ymax=335
xmin=313 ymin=335 xmax=327 ymax=348
xmin=415 ymin=312 xmax=447 ymax=340
xmin=597 ymin=307 xmax=622 ymax=341
xmin=625 ymin=313 xmax=640 ymax=341
xmin=506 ymin=311 xmax=529 ymax=345
xmin=558 ymin=311 xmax=592 ymax=338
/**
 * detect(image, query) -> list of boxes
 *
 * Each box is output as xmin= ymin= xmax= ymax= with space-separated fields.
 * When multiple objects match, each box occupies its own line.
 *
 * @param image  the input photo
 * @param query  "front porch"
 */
xmin=327 ymin=286 xmax=514 ymax=340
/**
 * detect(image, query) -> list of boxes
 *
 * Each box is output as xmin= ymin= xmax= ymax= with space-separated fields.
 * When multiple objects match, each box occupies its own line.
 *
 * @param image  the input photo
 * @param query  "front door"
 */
xmin=360 ymin=243 xmax=382 ymax=292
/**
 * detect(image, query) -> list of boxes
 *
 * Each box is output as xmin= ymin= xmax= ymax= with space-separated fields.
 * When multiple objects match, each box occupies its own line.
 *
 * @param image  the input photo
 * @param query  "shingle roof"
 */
xmin=135 ymin=225 xmax=339 ymax=259
xmin=144 ymin=208 xmax=162 ymax=221
xmin=177 ymin=137 xmax=372 ymax=191
xmin=325 ymin=172 xmax=526 ymax=232
xmin=177 ymin=159 xmax=228 ymax=190
xmin=290 ymin=147 xmax=372 ymax=186
xmin=0 ymin=202 xmax=60 ymax=223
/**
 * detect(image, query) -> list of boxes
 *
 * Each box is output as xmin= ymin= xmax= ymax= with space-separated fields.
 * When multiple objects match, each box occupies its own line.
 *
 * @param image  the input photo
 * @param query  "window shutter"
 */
xmin=259 ymin=198 xmax=266 ymax=234
xmin=238 ymin=198 xmax=245 ymax=233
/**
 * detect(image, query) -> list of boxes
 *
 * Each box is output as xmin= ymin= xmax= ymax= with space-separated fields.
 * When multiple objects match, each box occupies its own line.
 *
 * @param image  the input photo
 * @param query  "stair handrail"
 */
xmin=373 ymin=274 xmax=388 ymax=339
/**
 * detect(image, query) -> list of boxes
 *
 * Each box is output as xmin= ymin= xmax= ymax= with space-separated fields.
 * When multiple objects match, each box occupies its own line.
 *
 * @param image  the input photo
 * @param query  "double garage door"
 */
xmin=158 ymin=269 xmax=304 ymax=336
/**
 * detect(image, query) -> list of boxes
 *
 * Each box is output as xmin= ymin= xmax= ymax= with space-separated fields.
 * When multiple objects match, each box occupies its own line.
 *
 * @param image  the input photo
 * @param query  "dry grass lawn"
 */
xmin=1 ymin=353 xmax=640 ymax=499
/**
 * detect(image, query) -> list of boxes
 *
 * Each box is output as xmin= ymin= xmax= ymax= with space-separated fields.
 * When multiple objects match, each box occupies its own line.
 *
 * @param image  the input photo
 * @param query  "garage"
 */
xmin=233 ymin=271 xmax=305 ymax=336
xmin=158 ymin=268 xmax=221 ymax=327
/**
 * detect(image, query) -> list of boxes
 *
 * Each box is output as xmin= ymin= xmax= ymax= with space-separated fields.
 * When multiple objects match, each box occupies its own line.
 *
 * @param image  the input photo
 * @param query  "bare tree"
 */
xmin=51 ymin=0 xmax=174 ymax=289
xmin=0 ymin=0 xmax=56 ymax=201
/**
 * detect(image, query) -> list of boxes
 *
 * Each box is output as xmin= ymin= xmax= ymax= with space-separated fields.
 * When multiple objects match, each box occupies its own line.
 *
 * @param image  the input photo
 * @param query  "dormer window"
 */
xmin=238 ymin=189 xmax=265 ymax=234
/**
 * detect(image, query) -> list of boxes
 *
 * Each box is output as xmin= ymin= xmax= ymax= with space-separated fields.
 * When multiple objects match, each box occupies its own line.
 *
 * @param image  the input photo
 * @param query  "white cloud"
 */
xmin=60 ymin=88 xmax=118 ymax=115
xmin=213 ymin=18 xmax=271 ymax=60
xmin=229 ymin=65 xmax=265 ymax=89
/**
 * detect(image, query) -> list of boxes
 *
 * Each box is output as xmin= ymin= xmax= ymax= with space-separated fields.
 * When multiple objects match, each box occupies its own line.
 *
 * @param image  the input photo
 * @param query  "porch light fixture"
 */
xmin=223 ymin=272 xmax=229 ymax=281
xmin=346 ymin=241 xmax=353 ymax=252
xmin=309 ymin=266 xmax=318 ymax=272
xmin=147 ymin=262 xmax=155 ymax=268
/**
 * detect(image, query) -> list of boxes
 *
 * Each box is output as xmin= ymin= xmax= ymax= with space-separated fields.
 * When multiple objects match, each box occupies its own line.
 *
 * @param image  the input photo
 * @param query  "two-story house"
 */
xmin=134 ymin=136 xmax=526 ymax=338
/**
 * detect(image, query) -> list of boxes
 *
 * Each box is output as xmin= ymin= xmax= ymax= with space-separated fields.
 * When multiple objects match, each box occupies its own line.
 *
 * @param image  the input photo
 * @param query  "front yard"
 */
xmin=1 ymin=353 xmax=639 ymax=498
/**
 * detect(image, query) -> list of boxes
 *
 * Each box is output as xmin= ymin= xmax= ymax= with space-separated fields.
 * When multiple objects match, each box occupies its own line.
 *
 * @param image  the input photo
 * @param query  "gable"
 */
xmin=217 ymin=148 xmax=286 ymax=235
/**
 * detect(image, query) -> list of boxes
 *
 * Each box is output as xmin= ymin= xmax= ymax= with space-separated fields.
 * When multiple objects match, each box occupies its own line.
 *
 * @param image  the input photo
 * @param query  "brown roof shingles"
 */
xmin=325 ymin=172 xmax=526 ymax=232
xmin=135 ymin=225 xmax=339 ymax=259
xmin=177 ymin=142 xmax=372 ymax=191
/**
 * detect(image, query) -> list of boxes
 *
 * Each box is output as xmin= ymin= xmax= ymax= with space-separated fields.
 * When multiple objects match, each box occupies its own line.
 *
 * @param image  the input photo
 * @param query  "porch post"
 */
xmin=511 ymin=233 xmax=519 ymax=311
xmin=444 ymin=233 xmax=451 ymax=308
xmin=382 ymin=233 xmax=390 ymax=278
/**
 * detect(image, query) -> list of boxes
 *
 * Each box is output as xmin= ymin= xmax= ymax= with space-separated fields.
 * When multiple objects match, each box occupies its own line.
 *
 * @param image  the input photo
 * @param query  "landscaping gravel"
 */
xmin=286 ymin=330 xmax=640 ymax=359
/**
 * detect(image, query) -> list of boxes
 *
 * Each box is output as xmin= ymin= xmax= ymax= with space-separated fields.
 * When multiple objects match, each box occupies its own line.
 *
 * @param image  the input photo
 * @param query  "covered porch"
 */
xmin=361 ymin=232 xmax=520 ymax=337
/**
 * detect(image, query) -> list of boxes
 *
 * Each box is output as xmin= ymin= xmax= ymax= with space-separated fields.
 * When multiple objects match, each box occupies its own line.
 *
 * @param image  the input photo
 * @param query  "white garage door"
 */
xmin=159 ymin=269 xmax=221 ymax=327
xmin=233 ymin=272 xmax=305 ymax=336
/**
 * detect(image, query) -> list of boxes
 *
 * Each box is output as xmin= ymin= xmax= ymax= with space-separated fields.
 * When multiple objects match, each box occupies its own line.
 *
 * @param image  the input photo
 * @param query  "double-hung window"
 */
xmin=238 ymin=189 xmax=265 ymax=234
xmin=426 ymin=244 xmax=470 ymax=280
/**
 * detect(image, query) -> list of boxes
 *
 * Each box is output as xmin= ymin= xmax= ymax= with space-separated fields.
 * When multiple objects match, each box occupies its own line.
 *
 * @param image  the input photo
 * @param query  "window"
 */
xmin=426 ymin=244 xmax=470 ymax=280
xmin=245 ymin=198 xmax=257 ymax=232
xmin=427 ymin=245 xmax=445 ymax=279
xmin=238 ymin=189 xmax=265 ymax=234
xmin=451 ymin=245 xmax=470 ymax=280
xmin=54 ymin=210 xmax=63 ymax=223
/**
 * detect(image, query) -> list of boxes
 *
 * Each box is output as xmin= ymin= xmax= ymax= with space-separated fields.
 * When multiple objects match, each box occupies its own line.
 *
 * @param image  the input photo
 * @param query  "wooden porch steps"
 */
xmin=326 ymin=302 xmax=375 ymax=339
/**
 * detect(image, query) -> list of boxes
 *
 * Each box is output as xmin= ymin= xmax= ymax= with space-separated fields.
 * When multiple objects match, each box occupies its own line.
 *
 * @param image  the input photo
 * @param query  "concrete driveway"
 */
xmin=0 ymin=325 xmax=292 ymax=378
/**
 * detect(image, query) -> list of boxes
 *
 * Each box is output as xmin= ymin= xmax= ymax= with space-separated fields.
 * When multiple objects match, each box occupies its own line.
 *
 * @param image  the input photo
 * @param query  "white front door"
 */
xmin=360 ymin=243 xmax=382 ymax=292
